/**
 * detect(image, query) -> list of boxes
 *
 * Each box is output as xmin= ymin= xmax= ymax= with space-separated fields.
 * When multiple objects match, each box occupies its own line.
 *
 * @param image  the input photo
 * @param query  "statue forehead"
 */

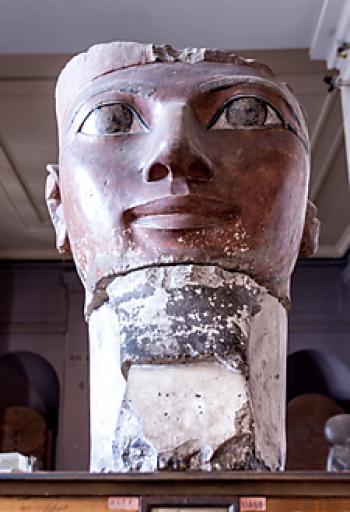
xmin=56 ymin=41 xmax=306 ymax=142
xmin=56 ymin=42 xmax=273 ymax=122
xmin=80 ymin=61 xmax=277 ymax=92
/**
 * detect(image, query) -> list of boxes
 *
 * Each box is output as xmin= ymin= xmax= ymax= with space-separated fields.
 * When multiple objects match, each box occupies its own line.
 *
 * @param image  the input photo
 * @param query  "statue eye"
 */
xmin=210 ymin=97 xmax=283 ymax=130
xmin=79 ymin=103 xmax=147 ymax=135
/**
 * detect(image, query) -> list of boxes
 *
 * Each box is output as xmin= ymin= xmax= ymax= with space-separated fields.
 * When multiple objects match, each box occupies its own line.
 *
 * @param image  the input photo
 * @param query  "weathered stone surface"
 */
xmin=106 ymin=266 xmax=262 ymax=472
xmin=211 ymin=402 xmax=253 ymax=470
xmin=158 ymin=439 xmax=214 ymax=471
xmin=248 ymin=292 xmax=287 ymax=470
xmin=90 ymin=265 xmax=286 ymax=471
xmin=112 ymin=399 xmax=157 ymax=472
xmin=88 ymin=304 xmax=125 ymax=472
xmin=87 ymin=265 xmax=287 ymax=472
xmin=107 ymin=265 xmax=263 ymax=376
xmin=121 ymin=362 xmax=252 ymax=471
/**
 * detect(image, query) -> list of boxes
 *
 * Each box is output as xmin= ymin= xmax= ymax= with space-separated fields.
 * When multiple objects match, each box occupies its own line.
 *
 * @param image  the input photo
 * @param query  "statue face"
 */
xmin=48 ymin=60 xmax=312 ymax=300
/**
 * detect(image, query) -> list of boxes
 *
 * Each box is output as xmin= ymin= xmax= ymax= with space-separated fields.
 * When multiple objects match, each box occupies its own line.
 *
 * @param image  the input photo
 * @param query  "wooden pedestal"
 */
xmin=0 ymin=472 xmax=349 ymax=511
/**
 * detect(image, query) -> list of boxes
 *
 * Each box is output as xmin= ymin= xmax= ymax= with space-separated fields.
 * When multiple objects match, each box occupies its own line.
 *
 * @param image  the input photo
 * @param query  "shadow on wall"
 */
xmin=287 ymin=349 xmax=350 ymax=470
xmin=0 ymin=351 xmax=59 ymax=469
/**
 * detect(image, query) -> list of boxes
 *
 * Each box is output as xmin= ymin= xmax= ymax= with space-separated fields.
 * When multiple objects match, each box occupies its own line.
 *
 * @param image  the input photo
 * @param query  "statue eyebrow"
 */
xmin=87 ymin=80 xmax=156 ymax=98
xmin=199 ymin=75 xmax=285 ymax=94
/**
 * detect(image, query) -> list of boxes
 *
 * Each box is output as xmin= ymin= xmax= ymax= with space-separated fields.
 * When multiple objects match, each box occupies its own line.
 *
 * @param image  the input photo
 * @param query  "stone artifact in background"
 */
xmin=0 ymin=452 xmax=35 ymax=473
xmin=325 ymin=414 xmax=350 ymax=471
xmin=0 ymin=406 xmax=46 ymax=470
xmin=46 ymin=42 xmax=319 ymax=472
xmin=286 ymin=393 xmax=344 ymax=470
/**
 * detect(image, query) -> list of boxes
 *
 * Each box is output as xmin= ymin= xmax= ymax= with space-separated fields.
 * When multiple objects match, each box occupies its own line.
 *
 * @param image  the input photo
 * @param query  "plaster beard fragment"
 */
xmin=47 ymin=41 xmax=319 ymax=473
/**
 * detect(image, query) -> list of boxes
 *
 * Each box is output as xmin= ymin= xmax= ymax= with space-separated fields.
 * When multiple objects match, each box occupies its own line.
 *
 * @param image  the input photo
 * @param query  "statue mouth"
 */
xmin=125 ymin=196 xmax=239 ymax=230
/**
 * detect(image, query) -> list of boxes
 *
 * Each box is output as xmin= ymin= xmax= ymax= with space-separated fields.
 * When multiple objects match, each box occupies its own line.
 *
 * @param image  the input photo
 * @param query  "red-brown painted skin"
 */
xmin=51 ymin=61 xmax=311 ymax=302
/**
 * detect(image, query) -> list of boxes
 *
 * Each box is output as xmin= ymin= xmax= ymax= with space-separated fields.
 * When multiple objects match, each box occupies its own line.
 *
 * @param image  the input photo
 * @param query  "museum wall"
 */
xmin=0 ymin=261 xmax=89 ymax=470
xmin=0 ymin=257 xmax=349 ymax=470
xmin=289 ymin=257 xmax=350 ymax=417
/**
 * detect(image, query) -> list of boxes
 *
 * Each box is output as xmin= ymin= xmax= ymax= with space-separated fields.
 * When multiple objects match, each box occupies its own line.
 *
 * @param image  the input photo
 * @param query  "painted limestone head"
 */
xmin=46 ymin=42 xmax=319 ymax=308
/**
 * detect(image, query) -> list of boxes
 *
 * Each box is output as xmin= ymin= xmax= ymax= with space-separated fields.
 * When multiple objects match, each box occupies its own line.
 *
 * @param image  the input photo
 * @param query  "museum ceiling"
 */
xmin=0 ymin=0 xmax=348 ymax=259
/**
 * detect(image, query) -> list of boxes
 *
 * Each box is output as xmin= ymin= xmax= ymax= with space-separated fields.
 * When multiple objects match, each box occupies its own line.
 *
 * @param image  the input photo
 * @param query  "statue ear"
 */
xmin=46 ymin=164 xmax=71 ymax=255
xmin=298 ymin=199 xmax=320 ymax=258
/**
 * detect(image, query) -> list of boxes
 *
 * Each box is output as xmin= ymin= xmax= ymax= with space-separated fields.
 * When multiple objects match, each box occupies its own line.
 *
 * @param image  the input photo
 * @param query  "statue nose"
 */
xmin=142 ymin=101 xmax=214 ymax=191
xmin=145 ymin=154 xmax=213 ymax=184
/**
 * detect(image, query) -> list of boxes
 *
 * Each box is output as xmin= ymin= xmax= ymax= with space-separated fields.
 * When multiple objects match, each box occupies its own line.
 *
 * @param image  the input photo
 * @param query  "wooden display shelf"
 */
xmin=0 ymin=472 xmax=349 ymax=511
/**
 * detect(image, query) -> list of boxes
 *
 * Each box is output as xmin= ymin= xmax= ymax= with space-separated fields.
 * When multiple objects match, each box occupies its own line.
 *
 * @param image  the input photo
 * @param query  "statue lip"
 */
xmin=125 ymin=196 xmax=239 ymax=230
